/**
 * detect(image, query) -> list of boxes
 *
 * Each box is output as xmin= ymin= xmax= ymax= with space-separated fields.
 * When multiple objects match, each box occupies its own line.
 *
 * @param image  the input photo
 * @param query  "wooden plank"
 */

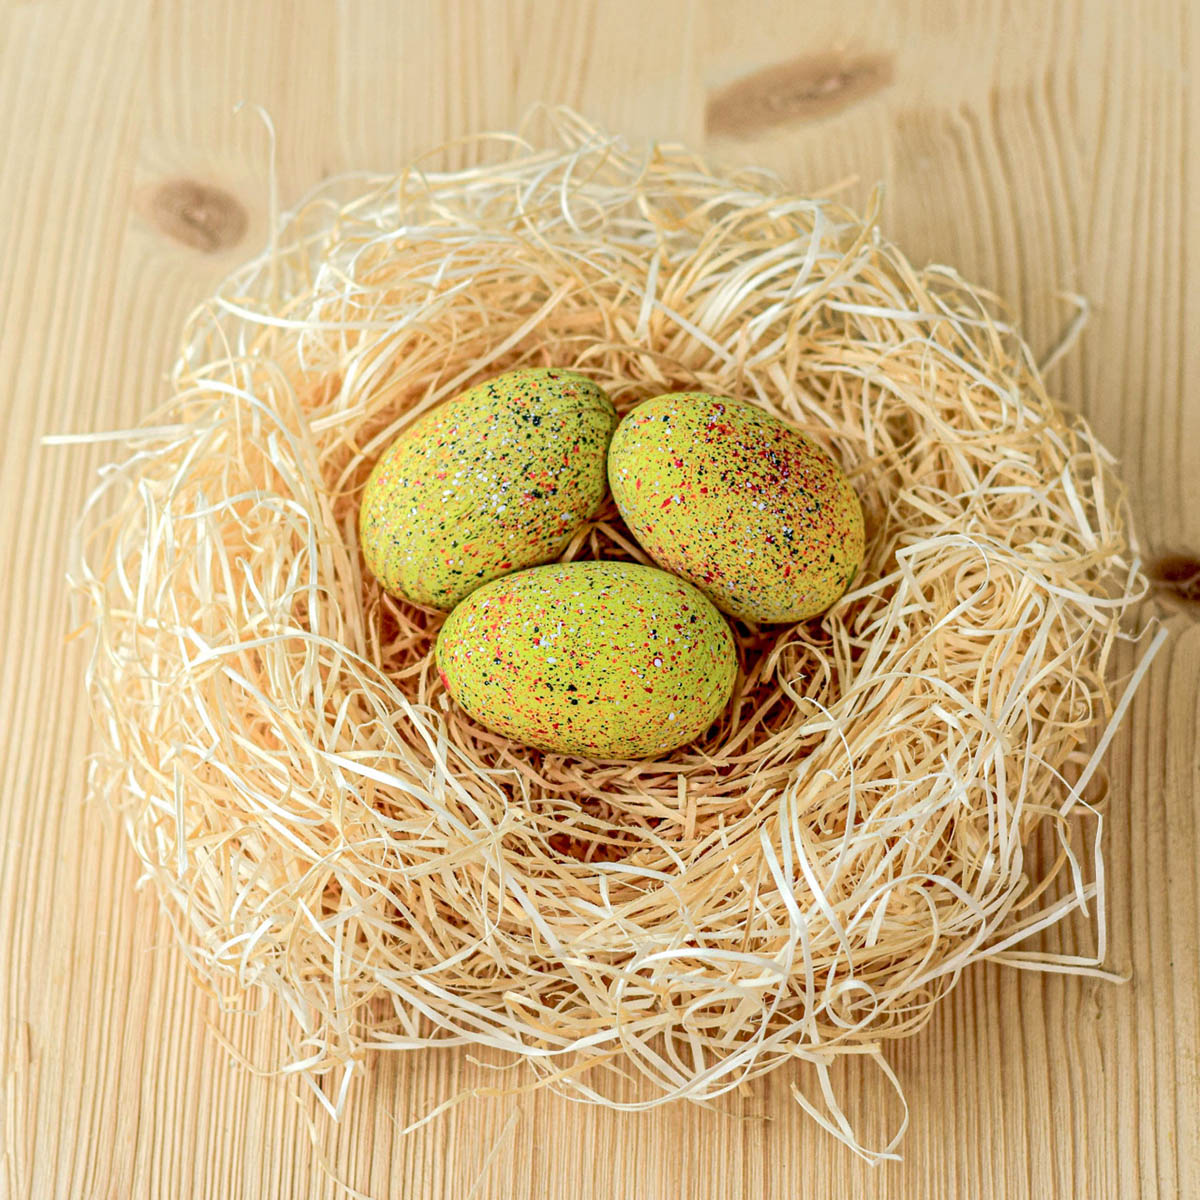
xmin=0 ymin=1 xmax=1195 ymax=1197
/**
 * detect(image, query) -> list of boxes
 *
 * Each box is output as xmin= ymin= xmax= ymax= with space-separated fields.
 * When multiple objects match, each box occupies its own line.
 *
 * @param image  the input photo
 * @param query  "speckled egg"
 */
xmin=435 ymin=561 xmax=737 ymax=758
xmin=359 ymin=368 xmax=617 ymax=610
xmin=607 ymin=393 xmax=865 ymax=624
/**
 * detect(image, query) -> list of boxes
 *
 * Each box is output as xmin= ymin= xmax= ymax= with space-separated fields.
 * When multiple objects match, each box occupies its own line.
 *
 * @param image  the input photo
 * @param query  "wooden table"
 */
xmin=3 ymin=3 xmax=1197 ymax=1197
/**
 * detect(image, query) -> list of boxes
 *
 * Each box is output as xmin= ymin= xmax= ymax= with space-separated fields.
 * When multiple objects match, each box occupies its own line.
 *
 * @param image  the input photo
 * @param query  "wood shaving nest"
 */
xmin=67 ymin=110 xmax=1160 ymax=1158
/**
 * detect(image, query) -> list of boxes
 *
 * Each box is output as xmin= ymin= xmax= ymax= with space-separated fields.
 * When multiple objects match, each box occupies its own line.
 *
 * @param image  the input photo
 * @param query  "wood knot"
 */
xmin=1150 ymin=554 xmax=1200 ymax=605
xmin=142 ymin=178 xmax=247 ymax=253
xmin=706 ymin=52 xmax=894 ymax=138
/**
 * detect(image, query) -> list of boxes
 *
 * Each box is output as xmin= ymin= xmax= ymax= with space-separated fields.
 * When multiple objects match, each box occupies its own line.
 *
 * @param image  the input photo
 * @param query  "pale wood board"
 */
xmin=1 ymin=2 xmax=1197 ymax=1197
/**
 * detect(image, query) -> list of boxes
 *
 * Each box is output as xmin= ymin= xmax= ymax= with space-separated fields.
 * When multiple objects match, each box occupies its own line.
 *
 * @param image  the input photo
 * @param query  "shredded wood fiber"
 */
xmin=69 ymin=111 xmax=1158 ymax=1158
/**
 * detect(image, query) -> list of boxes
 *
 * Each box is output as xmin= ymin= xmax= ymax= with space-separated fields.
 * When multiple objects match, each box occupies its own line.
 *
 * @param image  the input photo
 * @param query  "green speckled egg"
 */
xmin=435 ymin=561 xmax=736 ymax=759
xmin=607 ymin=393 xmax=865 ymax=624
xmin=359 ymin=368 xmax=617 ymax=610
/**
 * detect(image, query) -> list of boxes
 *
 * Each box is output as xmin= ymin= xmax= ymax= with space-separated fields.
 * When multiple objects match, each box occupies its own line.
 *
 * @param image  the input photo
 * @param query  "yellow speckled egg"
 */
xmin=607 ymin=393 xmax=865 ymax=624
xmin=435 ymin=561 xmax=737 ymax=759
xmin=359 ymin=368 xmax=617 ymax=610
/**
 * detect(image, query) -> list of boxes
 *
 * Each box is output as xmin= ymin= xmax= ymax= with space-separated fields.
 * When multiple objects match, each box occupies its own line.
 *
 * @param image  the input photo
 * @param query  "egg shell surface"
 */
xmin=607 ymin=393 xmax=865 ymax=623
xmin=359 ymin=368 xmax=617 ymax=610
xmin=435 ymin=560 xmax=737 ymax=759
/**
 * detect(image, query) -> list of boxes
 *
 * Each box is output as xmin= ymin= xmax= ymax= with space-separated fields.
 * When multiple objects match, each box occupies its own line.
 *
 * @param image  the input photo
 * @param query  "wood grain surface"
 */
xmin=2 ymin=2 xmax=1197 ymax=1197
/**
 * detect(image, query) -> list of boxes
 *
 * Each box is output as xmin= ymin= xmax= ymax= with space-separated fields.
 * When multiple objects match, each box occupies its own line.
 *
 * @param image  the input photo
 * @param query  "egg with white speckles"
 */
xmin=435 ymin=561 xmax=737 ymax=758
xmin=607 ymin=393 xmax=865 ymax=624
xmin=359 ymin=368 xmax=618 ymax=610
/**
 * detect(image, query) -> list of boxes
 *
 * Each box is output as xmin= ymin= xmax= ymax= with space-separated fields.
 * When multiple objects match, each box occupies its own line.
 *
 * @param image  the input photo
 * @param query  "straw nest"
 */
xmin=71 ymin=111 xmax=1156 ymax=1156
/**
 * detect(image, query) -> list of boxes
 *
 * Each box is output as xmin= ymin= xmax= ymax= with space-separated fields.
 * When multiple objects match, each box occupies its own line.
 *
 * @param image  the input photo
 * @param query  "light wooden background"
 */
xmin=2 ymin=2 xmax=1198 ymax=1197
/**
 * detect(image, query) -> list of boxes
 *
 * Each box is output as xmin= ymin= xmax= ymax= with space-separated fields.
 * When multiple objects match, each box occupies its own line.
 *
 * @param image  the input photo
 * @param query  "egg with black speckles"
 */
xmin=607 ymin=393 xmax=865 ymax=624
xmin=435 ymin=560 xmax=737 ymax=759
xmin=359 ymin=368 xmax=618 ymax=610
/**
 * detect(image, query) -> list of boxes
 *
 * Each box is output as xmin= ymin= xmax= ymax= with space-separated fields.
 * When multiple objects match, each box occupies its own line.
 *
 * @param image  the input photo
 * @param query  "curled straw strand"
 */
xmin=67 ymin=110 xmax=1158 ymax=1158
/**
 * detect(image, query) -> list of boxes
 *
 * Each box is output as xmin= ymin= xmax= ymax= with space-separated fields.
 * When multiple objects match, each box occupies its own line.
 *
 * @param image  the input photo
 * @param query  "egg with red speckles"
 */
xmin=607 ymin=393 xmax=865 ymax=624
xmin=435 ymin=561 xmax=737 ymax=759
xmin=359 ymin=368 xmax=618 ymax=610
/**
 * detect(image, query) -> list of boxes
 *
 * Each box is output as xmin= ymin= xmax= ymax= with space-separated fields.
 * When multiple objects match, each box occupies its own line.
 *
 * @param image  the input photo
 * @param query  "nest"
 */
xmin=70 ymin=110 xmax=1158 ymax=1158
